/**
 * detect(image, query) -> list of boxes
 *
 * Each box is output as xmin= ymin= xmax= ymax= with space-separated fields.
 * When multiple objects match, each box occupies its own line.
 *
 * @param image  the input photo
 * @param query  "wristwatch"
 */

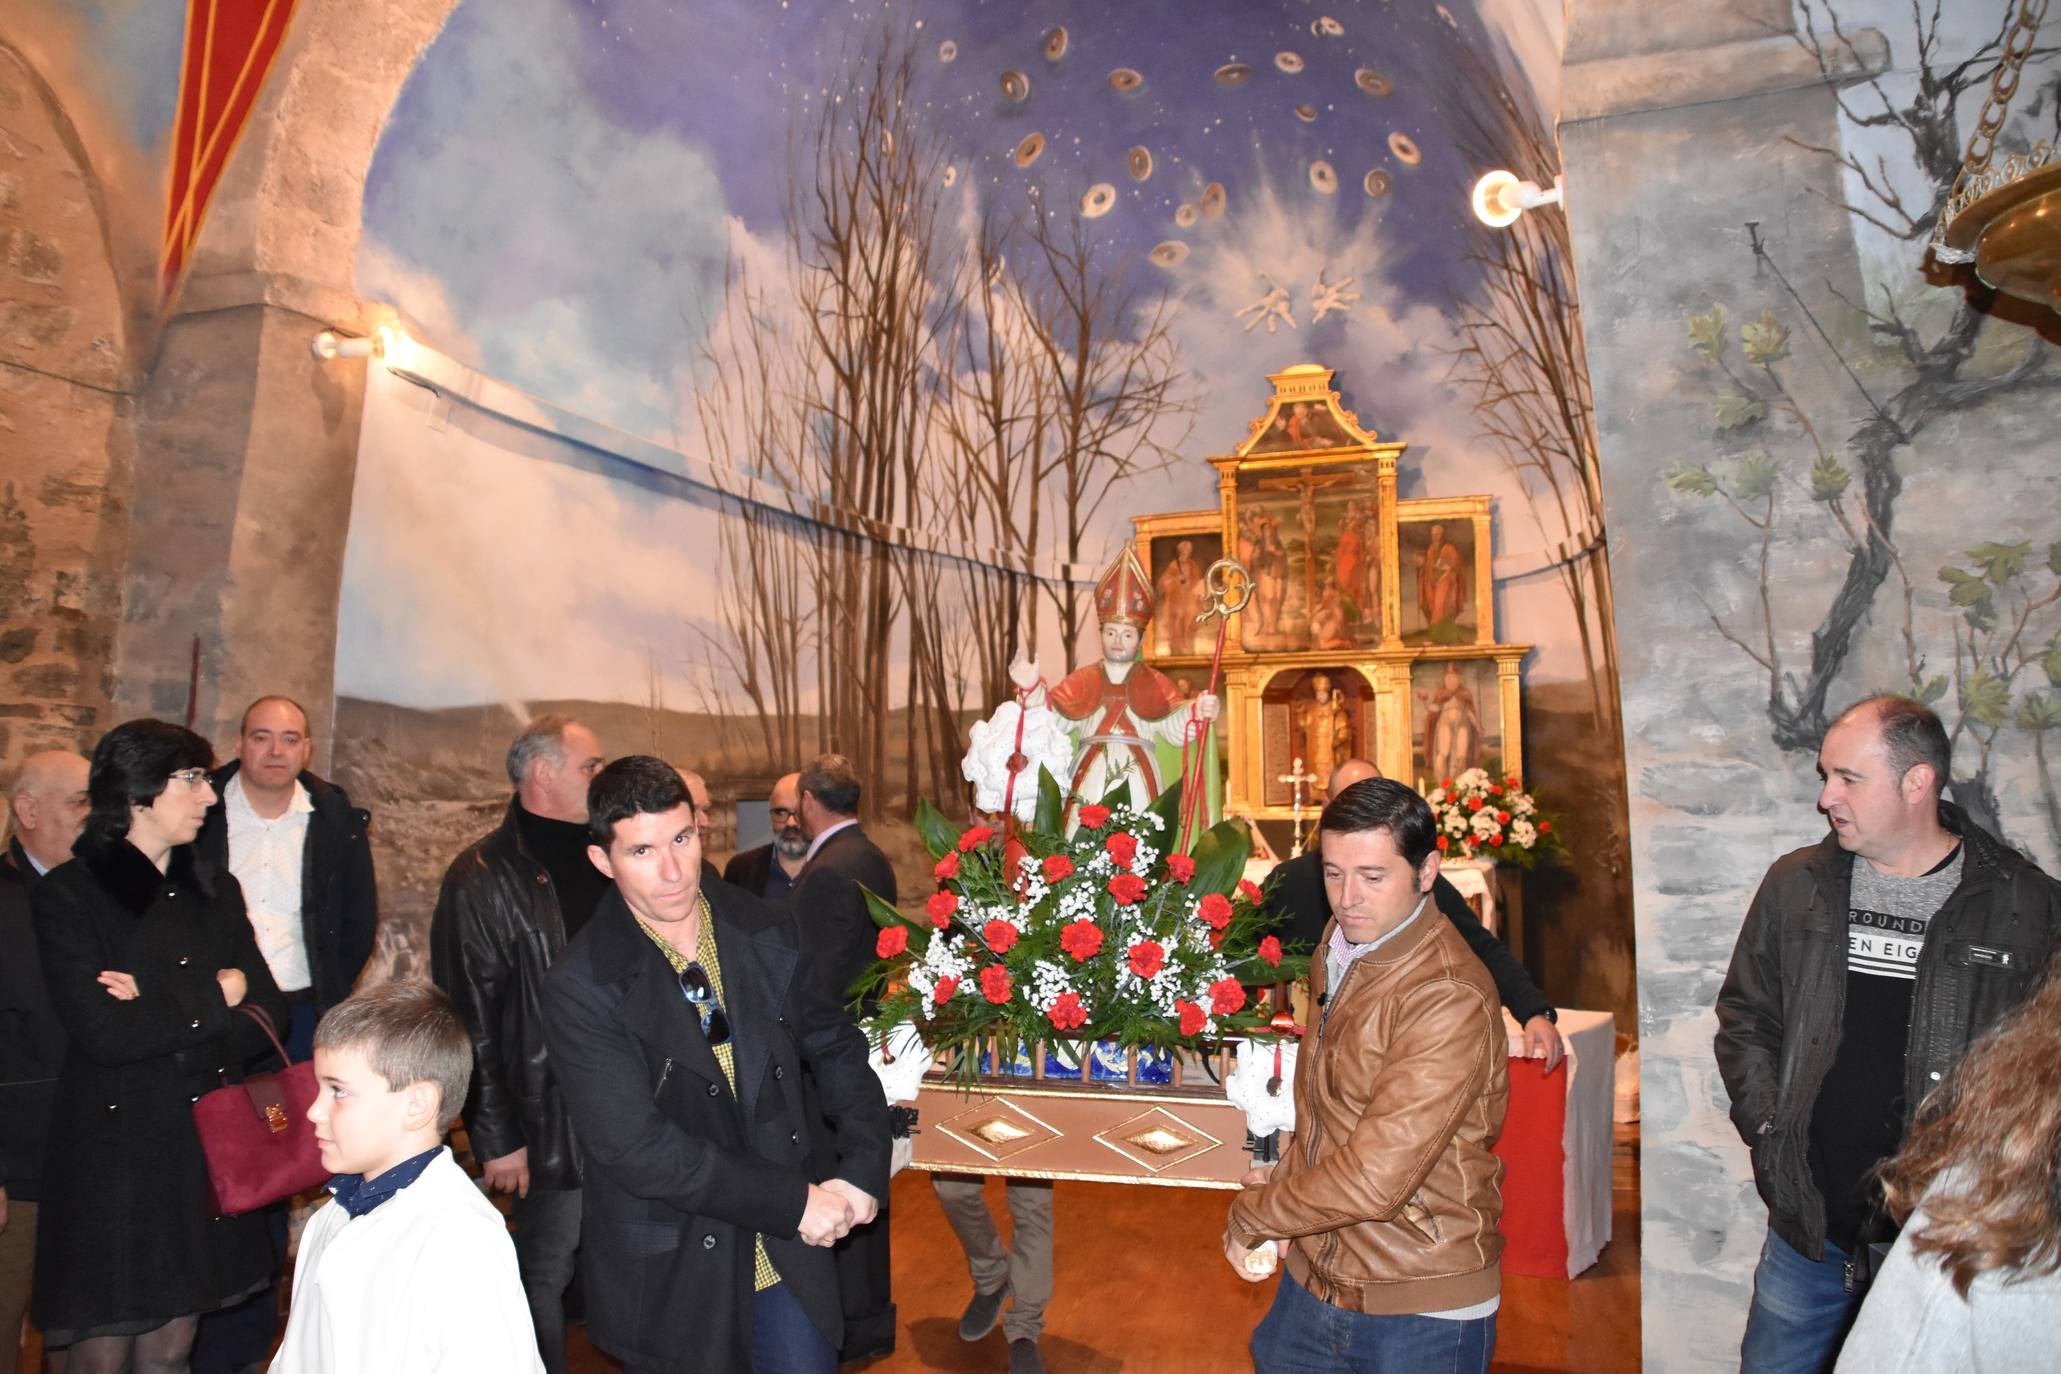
xmin=1536 ymin=1007 xmax=1558 ymax=1025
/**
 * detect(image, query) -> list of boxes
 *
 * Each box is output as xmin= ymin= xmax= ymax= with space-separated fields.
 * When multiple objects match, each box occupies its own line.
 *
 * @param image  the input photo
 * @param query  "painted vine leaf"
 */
xmin=1808 ymin=455 xmax=1852 ymax=503
xmin=2050 ymin=541 xmax=2061 ymax=577
xmin=2043 ymin=632 xmax=2061 ymax=688
xmin=1664 ymin=461 xmax=1720 ymax=497
xmin=1914 ymin=674 xmax=1950 ymax=707
xmin=1962 ymin=670 xmax=2011 ymax=730
xmin=1741 ymin=308 xmax=1791 ymax=365
xmin=2020 ymin=692 xmax=2061 ymax=732
xmin=1713 ymin=393 xmax=1766 ymax=429
xmin=1734 ymin=451 xmax=1780 ymax=502
xmin=1687 ymin=303 xmax=1728 ymax=360
xmin=1966 ymin=541 xmax=2032 ymax=586
xmin=1939 ymin=565 xmax=1994 ymax=626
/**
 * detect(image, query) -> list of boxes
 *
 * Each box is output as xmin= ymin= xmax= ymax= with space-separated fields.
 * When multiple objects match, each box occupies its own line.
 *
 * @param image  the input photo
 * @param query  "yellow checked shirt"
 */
xmin=636 ymin=895 xmax=781 ymax=1292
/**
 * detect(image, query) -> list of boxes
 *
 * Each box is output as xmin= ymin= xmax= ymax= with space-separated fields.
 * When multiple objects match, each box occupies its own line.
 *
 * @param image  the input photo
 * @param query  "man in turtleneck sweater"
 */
xmin=432 ymin=714 xmax=606 ymax=1374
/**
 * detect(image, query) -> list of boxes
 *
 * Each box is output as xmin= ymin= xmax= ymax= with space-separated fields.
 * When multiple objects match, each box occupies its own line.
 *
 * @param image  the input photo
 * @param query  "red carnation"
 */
xmin=1258 ymin=935 xmax=1282 ymax=967
xmin=1165 ymin=854 xmax=1196 ymax=884
xmin=1489 ymin=831 xmax=1504 ymax=847
xmin=1107 ymin=873 xmax=1148 ymax=906
xmin=980 ymin=964 xmax=1013 ymax=1004
xmin=1441 ymin=776 xmax=1455 ymax=790
xmin=1042 ymin=853 xmax=1075 ymax=882
xmin=1208 ymin=976 xmax=1247 ymax=1016
xmin=1196 ymin=892 xmax=1233 ymax=930
xmin=1078 ymin=804 xmax=1112 ymax=829
xmin=957 ymin=824 xmax=995 ymax=852
xmin=1538 ymin=821 xmax=1551 ymax=834
xmin=932 ymin=975 xmax=959 ymax=1005
xmin=875 ymin=926 xmax=909 ymax=958
xmin=1238 ymin=879 xmax=1264 ymax=904
xmin=1047 ymin=992 xmax=1088 ymax=1032
xmin=1496 ymin=810 xmax=1511 ymax=825
xmin=1060 ymin=920 xmax=1104 ymax=962
xmin=1437 ymin=835 xmax=1450 ymax=851
xmin=1105 ymin=832 xmax=1139 ymax=868
xmin=1176 ymin=1000 xmax=1207 ymax=1036
xmin=1467 ymin=797 xmax=1485 ymax=812
xmin=925 ymin=891 xmax=960 ymax=927
xmin=1209 ymin=929 xmax=1226 ymax=950
xmin=933 ymin=851 xmax=960 ymax=882
xmin=983 ymin=919 xmax=1019 ymax=954
xmin=1488 ymin=784 xmax=1504 ymax=797
xmin=1128 ymin=940 xmax=1166 ymax=979
xmin=1505 ymin=775 xmax=1522 ymax=790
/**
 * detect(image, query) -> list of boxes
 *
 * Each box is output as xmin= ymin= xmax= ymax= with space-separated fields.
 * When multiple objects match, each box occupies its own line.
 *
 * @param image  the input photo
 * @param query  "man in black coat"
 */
xmin=724 ymin=772 xmax=809 ymax=903
xmin=1265 ymin=759 xmax=1564 ymax=1070
xmin=543 ymin=756 xmax=889 ymax=1374
xmin=789 ymin=752 xmax=900 ymax=1361
xmin=194 ymin=697 xmax=378 ymax=1050
xmin=432 ymin=714 xmax=608 ymax=1374
xmin=1 ymin=750 xmax=89 ymax=1353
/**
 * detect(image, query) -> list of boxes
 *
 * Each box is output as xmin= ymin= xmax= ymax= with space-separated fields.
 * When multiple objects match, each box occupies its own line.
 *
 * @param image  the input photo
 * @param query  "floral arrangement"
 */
xmin=859 ymin=773 xmax=1309 ymax=1078
xmin=1421 ymin=763 xmax=1565 ymax=868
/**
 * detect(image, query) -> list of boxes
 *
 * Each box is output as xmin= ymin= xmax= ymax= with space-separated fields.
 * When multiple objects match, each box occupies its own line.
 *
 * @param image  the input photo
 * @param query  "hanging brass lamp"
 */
xmin=1933 ymin=0 xmax=2060 ymax=312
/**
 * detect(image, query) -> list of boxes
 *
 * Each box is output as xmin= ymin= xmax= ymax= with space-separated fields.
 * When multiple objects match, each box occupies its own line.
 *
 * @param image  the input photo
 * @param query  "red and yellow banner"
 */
xmin=161 ymin=0 xmax=301 ymax=302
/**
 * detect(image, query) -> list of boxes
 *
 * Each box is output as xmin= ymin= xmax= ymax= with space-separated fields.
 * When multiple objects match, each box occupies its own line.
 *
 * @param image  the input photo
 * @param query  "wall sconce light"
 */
xmin=309 ymin=324 xmax=397 ymax=361
xmin=1470 ymin=170 xmax=1564 ymax=228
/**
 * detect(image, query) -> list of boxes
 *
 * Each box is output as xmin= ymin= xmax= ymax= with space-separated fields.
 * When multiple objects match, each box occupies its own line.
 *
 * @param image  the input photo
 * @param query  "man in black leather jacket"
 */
xmin=432 ymin=714 xmax=606 ymax=1374
xmin=1716 ymin=695 xmax=2060 ymax=1372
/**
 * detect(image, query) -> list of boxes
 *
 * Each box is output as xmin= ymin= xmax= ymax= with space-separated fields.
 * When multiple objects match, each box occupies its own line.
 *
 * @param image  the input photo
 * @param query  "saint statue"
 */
xmin=1297 ymin=673 xmax=1352 ymax=794
xmin=1418 ymin=662 xmax=1483 ymax=781
xmin=1009 ymin=547 xmax=1221 ymax=814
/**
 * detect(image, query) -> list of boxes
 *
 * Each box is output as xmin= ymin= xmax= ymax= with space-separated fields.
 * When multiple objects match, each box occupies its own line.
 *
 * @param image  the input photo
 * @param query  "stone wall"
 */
xmin=1562 ymin=1 xmax=2061 ymax=1368
xmin=0 ymin=42 xmax=132 ymax=767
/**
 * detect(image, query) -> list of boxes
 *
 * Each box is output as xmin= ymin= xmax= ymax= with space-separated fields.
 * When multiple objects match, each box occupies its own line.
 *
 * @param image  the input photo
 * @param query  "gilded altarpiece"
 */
xmin=1134 ymin=364 xmax=1527 ymax=856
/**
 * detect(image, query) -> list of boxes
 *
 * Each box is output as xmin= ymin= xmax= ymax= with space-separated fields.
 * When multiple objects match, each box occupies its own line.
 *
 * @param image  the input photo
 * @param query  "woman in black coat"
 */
xmin=29 ymin=719 xmax=287 ymax=1373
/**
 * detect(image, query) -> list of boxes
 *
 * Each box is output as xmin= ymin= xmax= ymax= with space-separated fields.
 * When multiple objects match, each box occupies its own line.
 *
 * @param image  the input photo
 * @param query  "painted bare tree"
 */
xmin=1664 ymin=0 xmax=2061 ymax=846
xmin=1437 ymin=34 xmax=1622 ymax=732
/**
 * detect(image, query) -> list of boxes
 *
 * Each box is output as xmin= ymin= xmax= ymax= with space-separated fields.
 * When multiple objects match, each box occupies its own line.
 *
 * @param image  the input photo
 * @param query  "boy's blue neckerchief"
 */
xmin=327 ymin=1146 xmax=443 ymax=1218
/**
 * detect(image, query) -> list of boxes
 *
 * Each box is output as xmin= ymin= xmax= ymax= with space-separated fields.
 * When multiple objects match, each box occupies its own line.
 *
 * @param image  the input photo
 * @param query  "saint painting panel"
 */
xmin=1410 ymin=658 xmax=1503 ymax=787
xmin=1232 ymin=463 xmax=1383 ymax=655
xmin=1394 ymin=503 xmax=1493 ymax=646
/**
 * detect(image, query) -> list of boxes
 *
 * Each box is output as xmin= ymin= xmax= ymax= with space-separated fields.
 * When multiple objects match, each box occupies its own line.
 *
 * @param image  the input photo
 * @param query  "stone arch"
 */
xmin=0 ymin=39 xmax=133 ymax=766
xmin=109 ymin=0 xmax=461 ymax=763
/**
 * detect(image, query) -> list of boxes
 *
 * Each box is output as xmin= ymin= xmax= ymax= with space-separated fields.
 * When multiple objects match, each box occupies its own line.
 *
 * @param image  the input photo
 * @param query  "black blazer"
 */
xmin=1263 ymin=849 xmax=1552 ymax=1025
xmin=195 ymin=761 xmax=378 ymax=1012
xmin=0 ymin=839 xmax=65 ymax=1197
xmin=543 ymin=877 xmax=890 ymax=1371
xmin=29 ymin=839 xmax=287 ymax=1332
xmin=723 ymin=843 xmax=774 ymax=897
xmin=791 ymin=823 xmax=898 ymax=1007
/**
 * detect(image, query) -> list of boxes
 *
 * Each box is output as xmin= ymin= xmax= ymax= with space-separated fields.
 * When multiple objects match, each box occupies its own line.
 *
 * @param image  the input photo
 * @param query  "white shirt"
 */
xmin=273 ymin=1148 xmax=544 ymax=1374
xmin=803 ymin=816 xmax=859 ymax=866
xmin=224 ymin=773 xmax=314 ymax=992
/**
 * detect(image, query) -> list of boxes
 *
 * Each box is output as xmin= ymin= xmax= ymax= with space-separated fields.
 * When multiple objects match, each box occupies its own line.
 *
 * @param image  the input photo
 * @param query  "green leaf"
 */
xmin=1734 ymin=451 xmax=1779 ymax=502
xmin=1965 ymin=597 xmax=1998 ymax=634
xmin=1966 ymin=540 xmax=2031 ymax=586
xmin=913 ymin=797 xmax=960 ymax=861
xmin=2049 ymin=541 xmax=2061 ymax=577
xmin=1148 ymin=776 xmax=1185 ymax=847
xmin=2018 ymin=692 xmax=2061 ymax=731
xmin=1938 ymin=565 xmax=1991 ymax=607
xmin=1033 ymin=765 xmax=1064 ymax=835
xmin=1187 ymin=817 xmax=1252 ymax=897
xmin=864 ymin=885 xmax=917 ymax=932
xmin=1961 ymin=670 xmax=2010 ymax=729
xmin=1687 ymin=303 xmax=1728 ymax=359
xmin=1664 ymin=461 xmax=1719 ymax=498
xmin=1808 ymin=454 xmax=1852 ymax=503
xmin=2041 ymin=632 xmax=2061 ymax=688
xmin=1098 ymin=774 xmax=1133 ymax=813
xmin=1914 ymin=674 xmax=1949 ymax=707
xmin=1740 ymin=308 xmax=1791 ymax=365
xmin=1712 ymin=393 xmax=1766 ymax=429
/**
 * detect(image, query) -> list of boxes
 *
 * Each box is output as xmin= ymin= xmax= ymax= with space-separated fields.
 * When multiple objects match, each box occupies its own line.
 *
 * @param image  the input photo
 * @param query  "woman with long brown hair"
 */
xmin=1835 ymin=959 xmax=2061 ymax=1370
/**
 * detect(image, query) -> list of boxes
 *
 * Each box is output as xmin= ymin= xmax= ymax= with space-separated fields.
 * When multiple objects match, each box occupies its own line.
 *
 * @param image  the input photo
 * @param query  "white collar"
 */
xmin=226 ymin=771 xmax=313 ymax=821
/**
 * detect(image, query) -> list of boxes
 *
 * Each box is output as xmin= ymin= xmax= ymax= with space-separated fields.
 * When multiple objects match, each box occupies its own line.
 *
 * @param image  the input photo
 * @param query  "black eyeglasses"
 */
xmin=678 ymin=962 xmax=732 ymax=1046
xmin=769 ymin=807 xmax=799 ymax=823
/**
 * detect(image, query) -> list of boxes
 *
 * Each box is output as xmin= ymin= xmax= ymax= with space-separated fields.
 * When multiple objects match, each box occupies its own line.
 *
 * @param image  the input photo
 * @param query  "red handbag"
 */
xmin=191 ymin=1004 xmax=328 ymax=1215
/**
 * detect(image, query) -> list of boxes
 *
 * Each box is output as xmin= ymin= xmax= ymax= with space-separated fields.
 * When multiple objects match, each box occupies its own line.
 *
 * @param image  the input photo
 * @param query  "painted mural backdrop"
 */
xmin=337 ymin=0 xmax=1635 ymax=1004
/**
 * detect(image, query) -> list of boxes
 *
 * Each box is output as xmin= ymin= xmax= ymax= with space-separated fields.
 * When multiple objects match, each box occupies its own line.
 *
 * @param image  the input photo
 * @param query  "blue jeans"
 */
xmin=751 ymin=1279 xmax=836 ymax=1374
xmin=1740 ymin=1228 xmax=1865 ymax=1374
xmin=1251 ymin=1270 xmax=1495 ymax=1374
xmin=512 ymin=1187 xmax=582 ymax=1374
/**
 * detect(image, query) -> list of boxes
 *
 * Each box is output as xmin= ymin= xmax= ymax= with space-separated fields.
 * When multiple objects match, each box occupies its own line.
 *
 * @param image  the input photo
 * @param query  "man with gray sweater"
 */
xmin=1715 ymin=695 xmax=2060 ymax=1373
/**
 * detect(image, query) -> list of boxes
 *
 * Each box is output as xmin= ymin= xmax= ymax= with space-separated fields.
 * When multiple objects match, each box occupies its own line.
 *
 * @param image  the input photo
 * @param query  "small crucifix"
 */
xmin=1277 ymin=754 xmax=1322 ymax=857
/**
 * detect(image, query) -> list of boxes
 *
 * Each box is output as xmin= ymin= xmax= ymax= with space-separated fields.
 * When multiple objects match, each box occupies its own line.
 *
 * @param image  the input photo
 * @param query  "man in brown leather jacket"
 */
xmin=1226 ymin=778 xmax=1508 ymax=1373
